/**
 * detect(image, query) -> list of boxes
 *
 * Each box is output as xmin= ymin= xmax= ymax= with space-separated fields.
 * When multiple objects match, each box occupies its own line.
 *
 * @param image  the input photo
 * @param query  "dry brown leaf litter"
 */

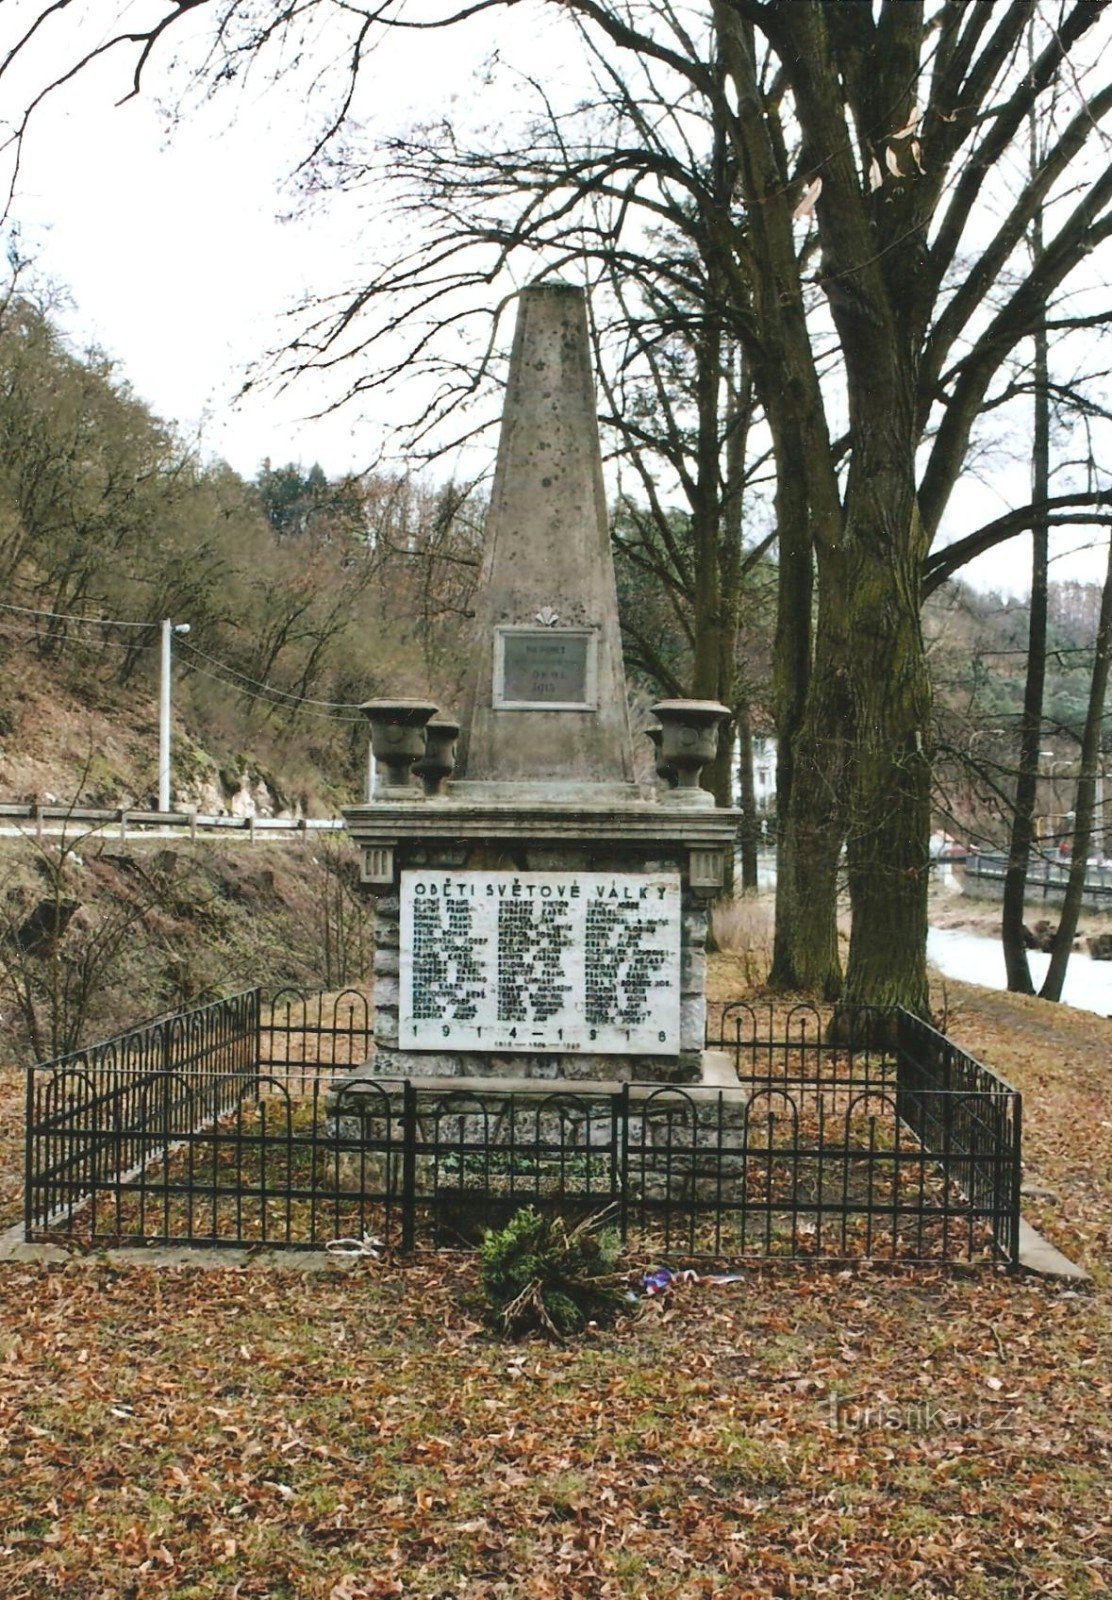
xmin=0 ymin=969 xmax=1107 ymax=1597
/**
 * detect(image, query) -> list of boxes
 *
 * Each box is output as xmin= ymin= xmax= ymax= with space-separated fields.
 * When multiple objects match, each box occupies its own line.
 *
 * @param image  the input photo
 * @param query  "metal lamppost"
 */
xmin=158 ymin=618 xmax=191 ymax=813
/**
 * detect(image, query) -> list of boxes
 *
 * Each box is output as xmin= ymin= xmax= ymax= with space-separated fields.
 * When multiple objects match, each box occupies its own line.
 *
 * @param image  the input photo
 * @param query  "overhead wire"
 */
xmin=176 ymin=638 xmax=365 ymax=709
xmin=0 ymin=600 xmax=368 ymax=720
xmin=0 ymin=598 xmax=150 ymax=628
xmin=0 ymin=617 xmax=141 ymax=650
xmin=177 ymin=656 xmax=366 ymax=723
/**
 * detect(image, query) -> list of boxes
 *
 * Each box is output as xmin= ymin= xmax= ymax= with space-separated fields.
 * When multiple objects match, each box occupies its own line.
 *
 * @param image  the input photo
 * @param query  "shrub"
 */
xmin=479 ymin=1206 xmax=624 ymax=1339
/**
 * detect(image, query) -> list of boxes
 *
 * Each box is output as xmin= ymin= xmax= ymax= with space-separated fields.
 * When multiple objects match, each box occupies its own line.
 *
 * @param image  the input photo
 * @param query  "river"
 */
xmin=927 ymin=926 xmax=1112 ymax=1017
xmin=753 ymin=853 xmax=1112 ymax=1016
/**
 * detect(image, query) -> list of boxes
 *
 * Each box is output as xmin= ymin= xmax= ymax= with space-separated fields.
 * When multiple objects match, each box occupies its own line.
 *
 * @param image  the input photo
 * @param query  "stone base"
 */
xmin=325 ymin=1052 xmax=750 ymax=1211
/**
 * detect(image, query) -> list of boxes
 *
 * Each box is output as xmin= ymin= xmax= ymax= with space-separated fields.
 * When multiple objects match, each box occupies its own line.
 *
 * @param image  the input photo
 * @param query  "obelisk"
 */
xmin=455 ymin=281 xmax=636 ymax=791
xmin=345 ymin=280 xmax=738 ymax=1084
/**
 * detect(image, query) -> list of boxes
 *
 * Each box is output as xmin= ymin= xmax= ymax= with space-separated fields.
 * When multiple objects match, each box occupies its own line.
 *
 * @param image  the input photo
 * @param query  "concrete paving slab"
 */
xmin=1016 ymin=1218 xmax=1091 ymax=1282
xmin=0 ymin=1222 xmax=363 ymax=1273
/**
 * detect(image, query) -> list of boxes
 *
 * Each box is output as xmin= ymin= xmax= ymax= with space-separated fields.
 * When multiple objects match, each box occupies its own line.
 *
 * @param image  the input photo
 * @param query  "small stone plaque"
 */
xmin=400 ymin=869 xmax=681 ymax=1053
xmin=494 ymin=627 xmax=596 ymax=709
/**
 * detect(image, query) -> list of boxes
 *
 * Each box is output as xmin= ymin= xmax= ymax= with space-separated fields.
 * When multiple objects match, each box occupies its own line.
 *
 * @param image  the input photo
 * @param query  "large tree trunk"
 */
xmin=714 ymin=4 xmax=845 ymax=996
xmin=840 ymin=567 xmax=932 ymax=1018
xmin=768 ymin=452 xmax=844 ymax=999
xmin=838 ymin=433 xmax=932 ymax=1021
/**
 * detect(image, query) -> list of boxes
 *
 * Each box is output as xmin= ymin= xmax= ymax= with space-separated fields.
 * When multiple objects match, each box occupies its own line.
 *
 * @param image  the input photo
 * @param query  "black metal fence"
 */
xmin=712 ymin=1001 xmax=1021 ymax=1263
xmin=24 ymin=990 xmax=260 ymax=1241
xmin=24 ymin=994 xmax=1021 ymax=1265
xmin=258 ymin=987 xmax=373 ymax=1093
xmin=895 ymin=1008 xmax=1022 ymax=1263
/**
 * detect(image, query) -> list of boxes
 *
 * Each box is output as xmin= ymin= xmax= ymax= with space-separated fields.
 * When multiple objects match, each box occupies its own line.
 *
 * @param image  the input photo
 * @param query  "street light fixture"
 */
xmin=159 ymin=618 xmax=191 ymax=813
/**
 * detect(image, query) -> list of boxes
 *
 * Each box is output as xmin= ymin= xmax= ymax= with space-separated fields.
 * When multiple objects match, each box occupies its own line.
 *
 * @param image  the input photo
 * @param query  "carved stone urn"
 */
xmin=361 ymin=699 xmax=439 ymax=792
xmin=649 ymin=700 xmax=730 ymax=792
xmin=412 ymin=719 xmax=460 ymax=798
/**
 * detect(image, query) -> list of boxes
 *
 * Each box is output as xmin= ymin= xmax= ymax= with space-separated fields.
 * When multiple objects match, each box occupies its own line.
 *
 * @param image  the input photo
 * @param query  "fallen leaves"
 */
xmin=0 ymin=971 xmax=1108 ymax=1595
xmin=0 ymin=1252 xmax=1107 ymax=1598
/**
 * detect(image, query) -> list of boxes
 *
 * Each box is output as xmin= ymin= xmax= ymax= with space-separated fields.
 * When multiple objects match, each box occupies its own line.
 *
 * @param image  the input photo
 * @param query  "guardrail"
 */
xmin=963 ymin=849 xmax=1112 ymax=906
xmin=0 ymin=802 xmax=345 ymax=842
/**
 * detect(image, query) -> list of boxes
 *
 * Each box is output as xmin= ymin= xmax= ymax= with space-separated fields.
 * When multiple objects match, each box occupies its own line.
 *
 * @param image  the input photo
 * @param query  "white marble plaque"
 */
xmin=400 ymin=870 xmax=681 ymax=1054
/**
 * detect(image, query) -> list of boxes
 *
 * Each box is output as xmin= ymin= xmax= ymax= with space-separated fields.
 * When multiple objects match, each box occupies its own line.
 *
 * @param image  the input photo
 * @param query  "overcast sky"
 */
xmin=2 ymin=2 xmax=1110 ymax=597
xmin=2 ymin=8 xmax=477 ymax=481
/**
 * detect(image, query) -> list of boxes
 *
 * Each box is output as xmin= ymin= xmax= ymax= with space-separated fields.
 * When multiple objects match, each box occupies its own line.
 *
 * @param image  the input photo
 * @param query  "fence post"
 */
xmin=160 ymin=1014 xmax=177 ymax=1197
xmin=253 ymin=986 xmax=264 ymax=1094
xmin=23 ymin=1068 xmax=35 ymax=1242
xmin=401 ymin=1080 xmax=417 ymax=1253
xmin=894 ymin=1008 xmax=908 ymax=1131
xmin=941 ymin=1040 xmax=954 ymax=1188
xmin=618 ymin=1084 xmax=630 ymax=1243
xmin=1009 ymin=1095 xmax=1023 ymax=1269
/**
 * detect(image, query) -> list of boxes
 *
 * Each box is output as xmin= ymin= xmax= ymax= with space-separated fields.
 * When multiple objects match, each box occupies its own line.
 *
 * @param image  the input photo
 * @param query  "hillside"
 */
xmin=0 ymin=294 xmax=481 ymax=820
xmin=0 ymin=289 xmax=482 ymax=1074
xmin=0 ymin=627 xmax=343 ymax=819
xmin=925 ymin=576 xmax=1112 ymax=850
xmin=0 ymin=829 xmax=371 ymax=1072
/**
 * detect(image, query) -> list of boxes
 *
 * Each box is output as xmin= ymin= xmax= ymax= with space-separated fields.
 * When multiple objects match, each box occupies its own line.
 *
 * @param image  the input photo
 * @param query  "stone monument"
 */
xmin=344 ymin=281 xmax=738 ymax=1084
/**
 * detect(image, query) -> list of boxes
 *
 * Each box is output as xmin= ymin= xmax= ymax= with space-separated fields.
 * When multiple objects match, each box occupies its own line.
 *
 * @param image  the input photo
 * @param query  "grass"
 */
xmin=0 ymin=959 xmax=1109 ymax=1596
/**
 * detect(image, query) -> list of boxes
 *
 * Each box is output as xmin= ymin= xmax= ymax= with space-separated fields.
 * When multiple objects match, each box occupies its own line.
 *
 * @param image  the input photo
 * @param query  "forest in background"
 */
xmin=927 ymin=578 xmax=1112 ymax=852
xmin=0 ymin=287 xmax=483 ymax=816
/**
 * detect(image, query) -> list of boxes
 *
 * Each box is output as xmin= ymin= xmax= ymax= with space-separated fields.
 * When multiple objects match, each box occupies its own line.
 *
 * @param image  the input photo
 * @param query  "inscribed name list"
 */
xmin=399 ymin=870 xmax=681 ymax=1053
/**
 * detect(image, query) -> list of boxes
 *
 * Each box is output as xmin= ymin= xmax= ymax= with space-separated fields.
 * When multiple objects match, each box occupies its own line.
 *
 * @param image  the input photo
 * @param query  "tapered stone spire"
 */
xmin=455 ymin=282 xmax=636 ymax=789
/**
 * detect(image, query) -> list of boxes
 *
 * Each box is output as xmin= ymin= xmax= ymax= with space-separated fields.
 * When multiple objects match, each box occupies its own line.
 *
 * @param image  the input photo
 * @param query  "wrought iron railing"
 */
xmin=24 ymin=997 xmax=1021 ymax=1265
xmin=24 ymin=989 xmax=259 ymax=1239
xmin=710 ymin=1001 xmax=1021 ymax=1261
xmin=895 ymin=1009 xmax=1022 ymax=1263
xmin=257 ymin=987 xmax=372 ymax=1094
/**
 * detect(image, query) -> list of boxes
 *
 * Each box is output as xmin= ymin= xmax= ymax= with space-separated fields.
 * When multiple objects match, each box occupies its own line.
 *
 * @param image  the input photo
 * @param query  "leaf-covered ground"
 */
xmin=0 ymin=1256 xmax=1108 ymax=1598
xmin=0 ymin=969 xmax=1109 ymax=1598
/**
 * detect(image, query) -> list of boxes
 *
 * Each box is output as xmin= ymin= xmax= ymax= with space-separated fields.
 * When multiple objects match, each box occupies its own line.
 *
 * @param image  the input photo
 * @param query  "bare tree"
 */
xmin=1042 ymin=530 xmax=1112 ymax=998
xmin=7 ymin=2 xmax=1112 ymax=1019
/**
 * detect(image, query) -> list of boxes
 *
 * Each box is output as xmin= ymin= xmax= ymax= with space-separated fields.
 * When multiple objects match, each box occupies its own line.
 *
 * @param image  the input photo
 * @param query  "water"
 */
xmin=928 ymin=926 xmax=1112 ymax=1016
xmin=753 ymin=851 xmax=1112 ymax=1014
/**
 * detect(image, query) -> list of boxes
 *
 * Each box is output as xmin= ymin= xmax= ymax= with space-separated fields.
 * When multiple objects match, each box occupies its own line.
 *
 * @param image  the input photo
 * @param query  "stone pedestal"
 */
xmin=346 ymin=799 xmax=735 ymax=1082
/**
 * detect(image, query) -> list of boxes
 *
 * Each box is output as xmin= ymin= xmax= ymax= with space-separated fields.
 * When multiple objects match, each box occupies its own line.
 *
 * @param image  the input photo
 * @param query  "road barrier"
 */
xmin=0 ymin=802 xmax=344 ymax=843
